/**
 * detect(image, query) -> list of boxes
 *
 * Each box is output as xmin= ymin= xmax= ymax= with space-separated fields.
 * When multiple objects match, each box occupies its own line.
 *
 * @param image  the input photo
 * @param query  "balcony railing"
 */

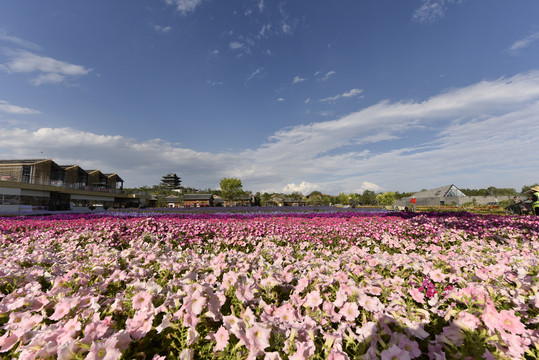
xmin=0 ymin=175 xmax=124 ymax=194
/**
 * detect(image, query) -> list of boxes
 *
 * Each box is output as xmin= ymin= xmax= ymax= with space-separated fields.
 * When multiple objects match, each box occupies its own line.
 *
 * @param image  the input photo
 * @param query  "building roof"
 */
xmin=184 ymin=194 xmax=213 ymax=201
xmin=104 ymin=173 xmax=124 ymax=182
xmin=0 ymin=159 xmax=49 ymax=165
xmin=413 ymin=184 xmax=466 ymax=198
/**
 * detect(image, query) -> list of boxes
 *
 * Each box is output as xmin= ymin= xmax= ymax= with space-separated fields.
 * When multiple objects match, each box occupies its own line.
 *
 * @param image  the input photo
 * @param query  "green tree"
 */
xmin=522 ymin=184 xmax=539 ymax=194
xmin=376 ymin=191 xmax=396 ymax=206
xmin=220 ymin=178 xmax=244 ymax=201
xmin=360 ymin=190 xmax=377 ymax=205
xmin=336 ymin=192 xmax=350 ymax=205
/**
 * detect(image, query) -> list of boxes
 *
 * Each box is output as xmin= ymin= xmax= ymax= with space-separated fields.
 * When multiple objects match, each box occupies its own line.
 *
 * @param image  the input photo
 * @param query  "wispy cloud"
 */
xmin=2 ymin=71 xmax=539 ymax=193
xmin=412 ymin=0 xmax=461 ymax=23
xmin=154 ymin=25 xmax=173 ymax=33
xmin=277 ymin=97 xmax=285 ymax=102
xmin=2 ymin=50 xmax=91 ymax=86
xmin=164 ymin=0 xmax=204 ymax=15
xmin=246 ymin=67 xmax=264 ymax=82
xmin=315 ymin=71 xmax=336 ymax=82
xmin=0 ymin=29 xmax=41 ymax=50
xmin=508 ymin=32 xmax=539 ymax=53
xmin=293 ymin=76 xmax=306 ymax=84
xmin=229 ymin=41 xmax=245 ymax=50
xmin=0 ymin=100 xmax=40 ymax=115
xmin=320 ymin=88 xmax=363 ymax=103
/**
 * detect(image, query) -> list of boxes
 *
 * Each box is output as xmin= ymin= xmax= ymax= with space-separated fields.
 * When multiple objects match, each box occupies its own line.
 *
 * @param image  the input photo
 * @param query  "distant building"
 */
xmin=183 ymin=194 xmax=215 ymax=207
xmin=0 ymin=158 xmax=136 ymax=212
xmin=395 ymin=184 xmax=514 ymax=207
xmin=161 ymin=173 xmax=182 ymax=190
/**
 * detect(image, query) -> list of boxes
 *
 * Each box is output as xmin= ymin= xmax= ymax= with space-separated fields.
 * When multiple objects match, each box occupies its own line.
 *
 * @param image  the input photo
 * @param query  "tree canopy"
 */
xmin=219 ymin=178 xmax=244 ymax=201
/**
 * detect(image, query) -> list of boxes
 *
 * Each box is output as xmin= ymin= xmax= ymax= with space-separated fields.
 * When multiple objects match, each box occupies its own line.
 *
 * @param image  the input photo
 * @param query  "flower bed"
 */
xmin=0 ymin=212 xmax=538 ymax=359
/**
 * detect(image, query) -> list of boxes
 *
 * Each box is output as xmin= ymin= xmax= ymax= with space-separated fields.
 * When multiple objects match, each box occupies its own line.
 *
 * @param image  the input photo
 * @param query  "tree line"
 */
xmin=125 ymin=177 xmax=539 ymax=207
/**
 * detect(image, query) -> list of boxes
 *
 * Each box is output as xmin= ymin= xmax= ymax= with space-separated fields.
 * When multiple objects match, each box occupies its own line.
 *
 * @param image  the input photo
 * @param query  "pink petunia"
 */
xmin=246 ymin=324 xmax=271 ymax=352
xmin=0 ymin=329 xmax=24 ymax=352
xmin=132 ymin=291 xmax=152 ymax=310
xmin=398 ymin=338 xmax=421 ymax=359
xmin=339 ymin=302 xmax=360 ymax=322
xmin=125 ymin=311 xmax=154 ymax=340
xmin=303 ymin=290 xmax=323 ymax=308
xmin=86 ymin=338 xmax=122 ymax=360
xmin=381 ymin=345 xmax=411 ymax=360
xmin=453 ymin=311 xmax=480 ymax=331
xmin=497 ymin=309 xmax=526 ymax=334
xmin=358 ymin=294 xmax=383 ymax=312
xmin=408 ymin=287 xmax=425 ymax=304
xmin=213 ymin=326 xmax=230 ymax=351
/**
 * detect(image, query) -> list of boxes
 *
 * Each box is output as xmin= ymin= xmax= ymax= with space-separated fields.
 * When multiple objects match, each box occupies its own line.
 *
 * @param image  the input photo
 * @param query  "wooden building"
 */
xmin=183 ymin=194 xmax=215 ymax=207
xmin=0 ymin=159 xmax=65 ymax=186
xmin=61 ymin=165 xmax=88 ymax=189
xmin=105 ymin=173 xmax=124 ymax=191
xmin=0 ymin=158 xmax=134 ymax=213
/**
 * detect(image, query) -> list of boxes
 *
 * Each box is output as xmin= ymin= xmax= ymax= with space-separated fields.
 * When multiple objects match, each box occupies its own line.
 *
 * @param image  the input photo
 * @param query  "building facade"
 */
xmin=0 ymin=159 xmax=133 ymax=213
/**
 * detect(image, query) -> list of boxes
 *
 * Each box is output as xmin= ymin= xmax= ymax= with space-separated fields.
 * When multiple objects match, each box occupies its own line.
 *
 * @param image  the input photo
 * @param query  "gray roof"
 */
xmin=413 ymin=184 xmax=466 ymax=198
xmin=0 ymin=159 xmax=49 ymax=165
xmin=184 ymin=194 xmax=213 ymax=200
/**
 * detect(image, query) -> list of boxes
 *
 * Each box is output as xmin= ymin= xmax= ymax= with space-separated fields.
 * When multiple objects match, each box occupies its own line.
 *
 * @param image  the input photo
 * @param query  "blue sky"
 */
xmin=1 ymin=0 xmax=539 ymax=194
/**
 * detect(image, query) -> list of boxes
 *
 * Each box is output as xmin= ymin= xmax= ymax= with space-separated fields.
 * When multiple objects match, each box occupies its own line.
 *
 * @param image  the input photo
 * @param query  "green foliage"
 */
xmin=376 ymin=191 xmax=396 ymax=206
xmin=220 ymin=178 xmax=244 ymax=201
xmin=461 ymin=186 xmax=518 ymax=196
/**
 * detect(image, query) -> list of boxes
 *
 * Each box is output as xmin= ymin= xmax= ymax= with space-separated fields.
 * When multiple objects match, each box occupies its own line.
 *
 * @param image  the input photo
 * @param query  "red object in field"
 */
xmin=411 ymin=198 xmax=416 ymax=204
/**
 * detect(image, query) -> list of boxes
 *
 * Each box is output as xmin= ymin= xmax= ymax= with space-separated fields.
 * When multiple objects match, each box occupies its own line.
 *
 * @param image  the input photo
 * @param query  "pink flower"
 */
xmin=49 ymin=300 xmax=73 ymax=321
xmin=86 ymin=337 xmax=122 ymax=360
xmin=453 ymin=311 xmax=480 ymax=331
xmin=498 ymin=309 xmax=526 ymax=334
xmin=274 ymin=303 xmax=297 ymax=323
xmin=246 ymin=324 xmax=271 ymax=351
xmin=358 ymin=294 xmax=383 ymax=312
xmin=303 ymin=290 xmax=323 ymax=308
xmin=339 ymin=302 xmax=360 ymax=322
xmin=0 ymin=329 xmax=24 ymax=352
xmin=429 ymin=269 xmax=446 ymax=283
xmin=398 ymin=338 xmax=421 ymax=359
xmin=381 ymin=345 xmax=411 ymax=360
xmin=132 ymin=291 xmax=152 ymax=310
xmin=125 ymin=311 xmax=154 ymax=340
xmin=409 ymin=287 xmax=425 ymax=304
xmin=188 ymin=290 xmax=207 ymax=315
xmin=481 ymin=304 xmax=500 ymax=333
xmin=213 ymin=326 xmax=230 ymax=351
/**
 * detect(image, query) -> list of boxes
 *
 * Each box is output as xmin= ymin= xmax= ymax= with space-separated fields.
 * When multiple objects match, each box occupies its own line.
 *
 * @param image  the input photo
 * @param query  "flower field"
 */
xmin=0 ymin=211 xmax=538 ymax=360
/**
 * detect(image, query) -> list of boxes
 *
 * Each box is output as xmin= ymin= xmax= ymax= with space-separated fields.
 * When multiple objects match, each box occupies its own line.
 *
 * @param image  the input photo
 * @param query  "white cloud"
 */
xmin=229 ymin=41 xmax=244 ymax=50
xmin=412 ymin=0 xmax=461 ymax=23
xmin=277 ymin=98 xmax=285 ymax=102
xmin=2 ymin=50 xmax=90 ymax=86
xmin=154 ymin=25 xmax=173 ymax=33
xmin=246 ymin=67 xmax=264 ymax=82
xmin=0 ymin=100 xmax=40 ymax=115
xmin=320 ymin=88 xmax=363 ymax=102
xmin=2 ymin=71 xmax=539 ymax=193
xmin=315 ymin=71 xmax=336 ymax=82
xmin=282 ymin=181 xmax=318 ymax=194
xmin=0 ymin=30 xmax=41 ymax=50
xmin=508 ymin=32 xmax=539 ymax=53
xmin=293 ymin=76 xmax=306 ymax=84
xmin=164 ymin=0 xmax=204 ymax=15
